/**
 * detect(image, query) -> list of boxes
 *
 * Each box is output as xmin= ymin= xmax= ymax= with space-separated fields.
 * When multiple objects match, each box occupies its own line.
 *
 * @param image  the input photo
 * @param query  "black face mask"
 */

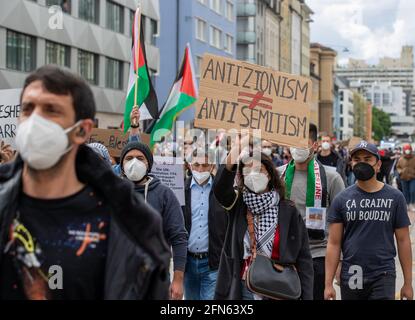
xmin=352 ymin=162 xmax=376 ymax=181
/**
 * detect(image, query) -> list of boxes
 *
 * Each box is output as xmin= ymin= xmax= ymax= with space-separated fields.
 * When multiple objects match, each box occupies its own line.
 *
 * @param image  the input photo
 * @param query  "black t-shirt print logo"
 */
xmin=68 ymin=221 xmax=107 ymax=256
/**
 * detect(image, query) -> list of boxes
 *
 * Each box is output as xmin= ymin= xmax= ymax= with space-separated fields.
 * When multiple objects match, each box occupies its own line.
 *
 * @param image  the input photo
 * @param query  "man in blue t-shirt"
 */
xmin=324 ymin=141 xmax=413 ymax=300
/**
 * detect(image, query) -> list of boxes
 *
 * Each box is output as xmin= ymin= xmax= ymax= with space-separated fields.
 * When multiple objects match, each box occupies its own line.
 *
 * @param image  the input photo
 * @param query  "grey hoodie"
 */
xmin=134 ymin=175 xmax=188 ymax=272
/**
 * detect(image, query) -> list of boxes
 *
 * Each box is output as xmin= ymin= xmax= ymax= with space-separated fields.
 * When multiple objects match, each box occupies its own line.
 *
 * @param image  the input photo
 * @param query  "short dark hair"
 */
xmin=309 ymin=123 xmax=318 ymax=143
xmin=238 ymin=153 xmax=286 ymax=200
xmin=21 ymin=65 xmax=96 ymax=121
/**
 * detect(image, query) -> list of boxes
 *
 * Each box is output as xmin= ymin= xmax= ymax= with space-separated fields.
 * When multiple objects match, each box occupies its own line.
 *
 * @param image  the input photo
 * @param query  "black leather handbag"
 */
xmin=245 ymin=211 xmax=302 ymax=300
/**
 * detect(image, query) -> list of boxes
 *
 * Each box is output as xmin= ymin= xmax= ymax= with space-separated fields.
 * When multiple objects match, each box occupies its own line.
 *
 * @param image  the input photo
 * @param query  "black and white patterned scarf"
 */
xmin=242 ymin=190 xmax=280 ymax=258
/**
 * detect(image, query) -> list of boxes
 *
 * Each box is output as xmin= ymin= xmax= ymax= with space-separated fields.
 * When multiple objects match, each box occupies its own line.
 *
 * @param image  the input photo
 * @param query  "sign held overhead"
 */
xmin=195 ymin=54 xmax=312 ymax=148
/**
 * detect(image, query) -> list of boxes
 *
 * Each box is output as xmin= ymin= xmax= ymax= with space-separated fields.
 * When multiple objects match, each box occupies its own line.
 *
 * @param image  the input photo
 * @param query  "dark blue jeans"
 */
xmin=401 ymin=179 xmax=415 ymax=205
xmin=340 ymin=272 xmax=396 ymax=300
xmin=184 ymin=255 xmax=218 ymax=300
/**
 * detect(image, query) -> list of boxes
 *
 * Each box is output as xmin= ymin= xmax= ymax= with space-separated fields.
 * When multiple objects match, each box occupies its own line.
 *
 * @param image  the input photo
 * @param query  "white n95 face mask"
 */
xmin=244 ymin=173 xmax=269 ymax=194
xmin=192 ymin=170 xmax=211 ymax=185
xmin=15 ymin=113 xmax=81 ymax=170
xmin=321 ymin=142 xmax=331 ymax=151
xmin=124 ymin=158 xmax=147 ymax=182
xmin=262 ymin=148 xmax=272 ymax=157
xmin=290 ymin=147 xmax=311 ymax=164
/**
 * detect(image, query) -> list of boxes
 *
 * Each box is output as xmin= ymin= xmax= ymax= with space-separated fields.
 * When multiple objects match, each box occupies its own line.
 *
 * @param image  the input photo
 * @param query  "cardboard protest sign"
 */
xmin=151 ymin=156 xmax=185 ymax=206
xmin=0 ymin=88 xmax=21 ymax=148
xmin=88 ymin=129 xmax=129 ymax=157
xmin=195 ymin=54 xmax=312 ymax=148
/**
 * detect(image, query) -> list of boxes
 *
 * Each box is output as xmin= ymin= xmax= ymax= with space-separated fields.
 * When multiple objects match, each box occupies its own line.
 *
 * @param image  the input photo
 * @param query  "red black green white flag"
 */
xmin=124 ymin=8 xmax=158 ymax=133
xmin=148 ymin=44 xmax=198 ymax=148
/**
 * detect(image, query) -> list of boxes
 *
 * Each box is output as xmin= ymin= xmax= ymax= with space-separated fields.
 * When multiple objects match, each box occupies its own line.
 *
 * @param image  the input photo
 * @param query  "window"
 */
xmin=196 ymin=18 xmax=207 ymax=42
xmin=79 ymin=0 xmax=99 ymax=24
xmin=45 ymin=41 xmax=70 ymax=67
xmin=78 ymin=50 xmax=98 ymax=85
xmin=374 ymin=93 xmax=381 ymax=106
xmin=6 ymin=30 xmax=36 ymax=72
xmin=145 ymin=17 xmax=158 ymax=46
xmin=106 ymin=58 xmax=123 ymax=90
xmin=195 ymin=55 xmax=203 ymax=77
xmin=291 ymin=11 xmax=301 ymax=75
xmin=340 ymin=91 xmax=344 ymax=101
xmin=224 ymin=34 xmax=233 ymax=54
xmin=46 ymin=0 xmax=71 ymax=13
xmin=210 ymin=0 xmax=221 ymax=14
xmin=210 ymin=26 xmax=222 ymax=49
xmin=383 ymin=93 xmax=390 ymax=106
xmin=340 ymin=104 xmax=343 ymax=115
xmin=340 ymin=117 xmax=343 ymax=127
xmin=107 ymin=1 xmax=123 ymax=33
xmin=129 ymin=10 xmax=135 ymax=37
xmin=225 ymin=1 xmax=234 ymax=21
xmin=149 ymin=68 xmax=157 ymax=87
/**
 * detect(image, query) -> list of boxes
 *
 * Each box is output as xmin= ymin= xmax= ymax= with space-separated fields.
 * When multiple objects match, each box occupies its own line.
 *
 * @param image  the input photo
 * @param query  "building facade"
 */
xmin=0 ymin=0 xmax=160 ymax=128
xmin=334 ymin=77 xmax=354 ymax=141
xmin=336 ymin=46 xmax=415 ymax=119
xmin=236 ymin=0 xmax=312 ymax=76
xmin=310 ymin=43 xmax=337 ymax=135
xmin=365 ymin=82 xmax=414 ymax=137
xmin=155 ymin=0 xmax=237 ymax=122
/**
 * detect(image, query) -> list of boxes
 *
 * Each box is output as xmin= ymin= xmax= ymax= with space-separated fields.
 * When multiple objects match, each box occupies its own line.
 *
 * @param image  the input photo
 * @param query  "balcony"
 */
xmin=237 ymin=31 xmax=256 ymax=44
xmin=237 ymin=2 xmax=256 ymax=17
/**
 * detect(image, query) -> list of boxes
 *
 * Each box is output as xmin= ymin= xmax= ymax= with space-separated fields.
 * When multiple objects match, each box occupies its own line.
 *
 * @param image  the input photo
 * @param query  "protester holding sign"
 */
xmin=112 ymin=107 xmax=141 ymax=175
xmin=182 ymin=149 xmax=228 ymax=300
xmin=278 ymin=124 xmax=345 ymax=300
xmin=325 ymin=141 xmax=413 ymax=300
xmin=120 ymin=141 xmax=188 ymax=300
xmin=213 ymin=135 xmax=313 ymax=300
xmin=0 ymin=65 xmax=170 ymax=300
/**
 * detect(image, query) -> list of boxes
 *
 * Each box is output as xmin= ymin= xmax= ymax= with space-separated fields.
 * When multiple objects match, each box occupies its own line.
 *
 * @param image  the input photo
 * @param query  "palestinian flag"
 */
xmin=124 ymin=8 xmax=158 ymax=133
xmin=148 ymin=44 xmax=198 ymax=148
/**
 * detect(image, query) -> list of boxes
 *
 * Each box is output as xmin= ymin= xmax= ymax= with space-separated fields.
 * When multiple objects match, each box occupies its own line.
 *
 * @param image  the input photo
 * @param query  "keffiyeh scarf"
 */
xmin=242 ymin=190 xmax=280 ymax=258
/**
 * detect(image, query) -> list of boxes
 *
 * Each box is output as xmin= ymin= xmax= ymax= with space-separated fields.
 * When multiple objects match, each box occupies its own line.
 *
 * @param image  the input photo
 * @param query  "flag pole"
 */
xmin=133 ymin=8 xmax=141 ymax=127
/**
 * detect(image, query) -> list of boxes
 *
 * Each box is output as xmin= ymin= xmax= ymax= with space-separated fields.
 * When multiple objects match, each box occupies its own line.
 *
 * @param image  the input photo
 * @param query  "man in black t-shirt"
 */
xmin=0 ymin=66 xmax=170 ymax=300
xmin=325 ymin=141 xmax=413 ymax=300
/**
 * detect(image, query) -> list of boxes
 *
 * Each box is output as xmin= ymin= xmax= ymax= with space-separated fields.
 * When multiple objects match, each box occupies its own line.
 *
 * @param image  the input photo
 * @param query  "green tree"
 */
xmin=372 ymin=106 xmax=392 ymax=141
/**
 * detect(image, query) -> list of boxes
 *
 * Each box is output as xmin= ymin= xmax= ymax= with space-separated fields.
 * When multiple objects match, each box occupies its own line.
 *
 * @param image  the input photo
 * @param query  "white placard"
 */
xmin=306 ymin=207 xmax=327 ymax=231
xmin=151 ymin=157 xmax=185 ymax=206
xmin=0 ymin=88 xmax=21 ymax=148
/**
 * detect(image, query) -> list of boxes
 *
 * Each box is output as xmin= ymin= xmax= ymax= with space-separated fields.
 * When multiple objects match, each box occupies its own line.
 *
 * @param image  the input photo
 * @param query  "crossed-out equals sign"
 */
xmin=238 ymin=91 xmax=273 ymax=110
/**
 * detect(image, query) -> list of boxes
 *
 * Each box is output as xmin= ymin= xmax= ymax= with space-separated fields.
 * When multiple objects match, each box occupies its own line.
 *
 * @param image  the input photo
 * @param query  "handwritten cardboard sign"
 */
xmin=0 ymin=88 xmax=21 ymax=148
xmin=195 ymin=54 xmax=312 ymax=148
xmin=88 ymin=129 xmax=129 ymax=157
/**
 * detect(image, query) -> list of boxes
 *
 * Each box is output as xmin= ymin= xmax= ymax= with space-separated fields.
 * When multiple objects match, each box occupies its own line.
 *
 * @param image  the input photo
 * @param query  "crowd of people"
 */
xmin=0 ymin=65 xmax=413 ymax=300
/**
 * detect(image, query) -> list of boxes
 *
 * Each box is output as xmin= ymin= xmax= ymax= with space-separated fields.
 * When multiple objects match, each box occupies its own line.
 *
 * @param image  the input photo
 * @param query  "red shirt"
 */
xmin=271 ymin=225 xmax=280 ymax=260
